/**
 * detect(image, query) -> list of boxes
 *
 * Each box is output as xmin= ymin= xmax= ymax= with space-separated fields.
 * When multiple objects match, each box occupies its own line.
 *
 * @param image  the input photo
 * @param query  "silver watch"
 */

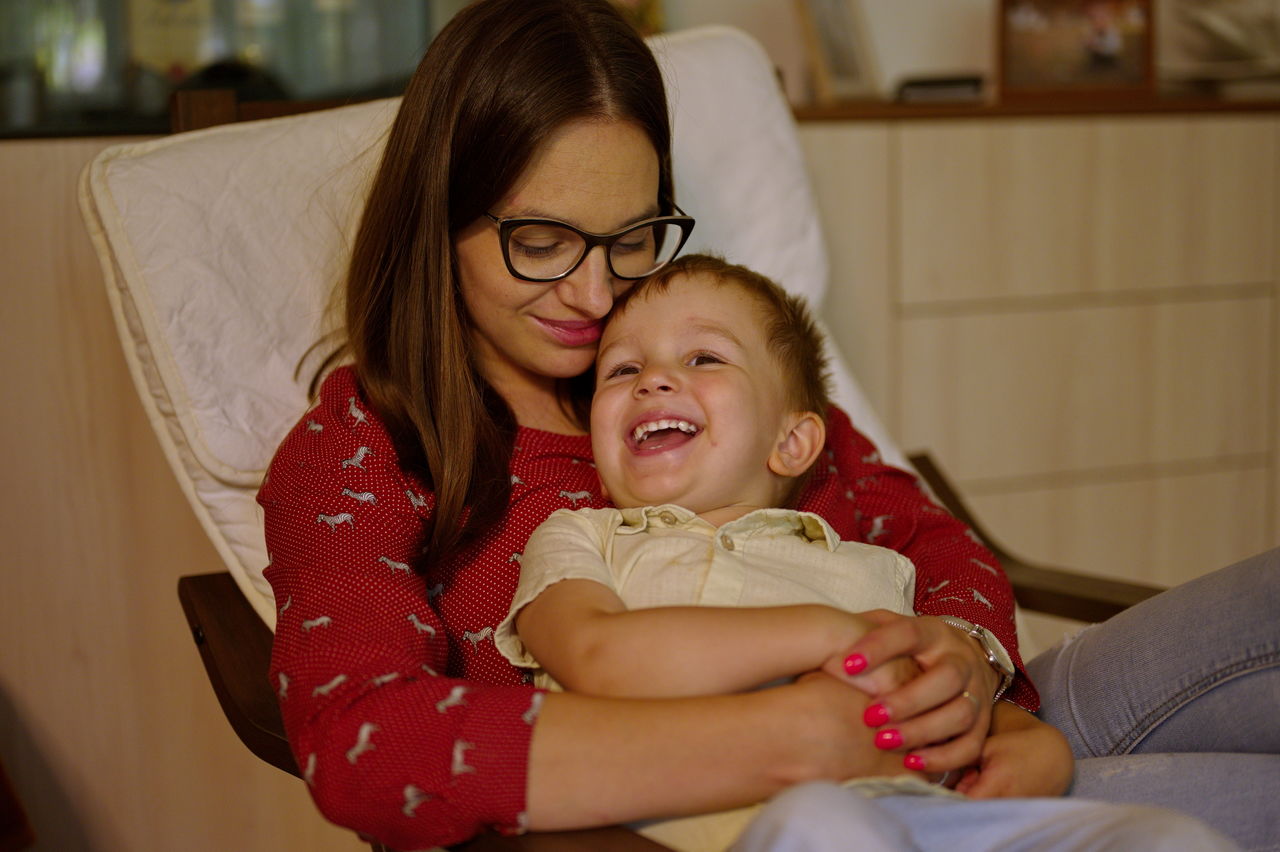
xmin=936 ymin=616 xmax=1016 ymax=703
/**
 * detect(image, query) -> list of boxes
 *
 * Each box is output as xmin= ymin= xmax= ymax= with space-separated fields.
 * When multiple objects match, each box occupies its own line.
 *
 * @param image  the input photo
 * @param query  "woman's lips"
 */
xmin=537 ymin=317 xmax=602 ymax=347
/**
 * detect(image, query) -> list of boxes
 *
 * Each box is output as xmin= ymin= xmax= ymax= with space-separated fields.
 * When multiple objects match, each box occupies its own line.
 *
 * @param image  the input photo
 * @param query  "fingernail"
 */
xmin=843 ymin=653 xmax=867 ymax=675
xmin=874 ymin=729 xmax=903 ymax=750
xmin=863 ymin=703 xmax=890 ymax=727
xmin=903 ymin=754 xmax=926 ymax=771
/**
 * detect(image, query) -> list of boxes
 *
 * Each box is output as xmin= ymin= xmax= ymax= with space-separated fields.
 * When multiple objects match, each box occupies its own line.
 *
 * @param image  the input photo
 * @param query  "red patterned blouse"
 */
xmin=260 ymin=365 xmax=1035 ymax=850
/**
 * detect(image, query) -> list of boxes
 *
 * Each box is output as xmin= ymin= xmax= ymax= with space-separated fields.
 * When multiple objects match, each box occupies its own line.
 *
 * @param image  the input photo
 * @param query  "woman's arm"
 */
xmin=516 ymin=577 xmax=874 ymax=697
xmin=525 ymin=670 xmax=921 ymax=830
xmin=261 ymin=374 xmax=540 ymax=850
xmin=795 ymin=406 xmax=1036 ymax=772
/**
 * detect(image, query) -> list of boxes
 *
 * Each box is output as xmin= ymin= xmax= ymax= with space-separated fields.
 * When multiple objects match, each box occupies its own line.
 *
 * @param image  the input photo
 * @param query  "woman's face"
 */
xmin=454 ymin=118 xmax=660 ymax=409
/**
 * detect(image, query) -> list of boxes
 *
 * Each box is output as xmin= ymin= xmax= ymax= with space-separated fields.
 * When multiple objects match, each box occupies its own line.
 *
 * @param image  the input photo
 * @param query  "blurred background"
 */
xmin=7 ymin=0 xmax=1280 ymax=136
xmin=1 ymin=3 xmax=1276 ymax=851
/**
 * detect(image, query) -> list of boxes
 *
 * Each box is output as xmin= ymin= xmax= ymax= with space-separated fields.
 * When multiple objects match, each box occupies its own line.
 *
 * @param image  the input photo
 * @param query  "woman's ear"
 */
xmin=767 ymin=411 xmax=826 ymax=479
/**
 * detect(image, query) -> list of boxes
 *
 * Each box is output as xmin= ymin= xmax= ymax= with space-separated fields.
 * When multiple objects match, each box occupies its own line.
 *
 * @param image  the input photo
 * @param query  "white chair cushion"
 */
xmin=80 ymin=25 xmax=904 ymax=628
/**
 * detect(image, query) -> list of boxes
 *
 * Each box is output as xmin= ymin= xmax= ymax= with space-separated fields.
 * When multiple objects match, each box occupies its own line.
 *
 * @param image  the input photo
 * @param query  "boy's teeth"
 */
xmin=633 ymin=419 xmax=698 ymax=443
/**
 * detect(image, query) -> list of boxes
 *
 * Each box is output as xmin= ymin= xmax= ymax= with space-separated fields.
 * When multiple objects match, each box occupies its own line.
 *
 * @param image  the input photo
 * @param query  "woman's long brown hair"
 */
xmin=321 ymin=0 xmax=674 ymax=572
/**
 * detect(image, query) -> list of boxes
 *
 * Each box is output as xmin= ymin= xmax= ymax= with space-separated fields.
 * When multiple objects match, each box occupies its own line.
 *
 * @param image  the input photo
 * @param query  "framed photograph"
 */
xmin=998 ymin=0 xmax=1155 ymax=104
xmin=794 ymin=0 xmax=880 ymax=105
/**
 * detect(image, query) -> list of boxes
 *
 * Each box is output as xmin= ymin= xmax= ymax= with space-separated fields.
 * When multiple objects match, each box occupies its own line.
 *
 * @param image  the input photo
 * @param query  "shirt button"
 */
xmin=720 ymin=534 xmax=735 ymax=551
xmin=659 ymin=511 xmax=677 ymax=525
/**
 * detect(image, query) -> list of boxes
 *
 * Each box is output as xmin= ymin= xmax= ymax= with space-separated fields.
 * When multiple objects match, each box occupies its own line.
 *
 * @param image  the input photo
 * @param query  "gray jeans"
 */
xmin=1029 ymin=547 xmax=1280 ymax=850
xmin=732 ymin=781 xmax=1239 ymax=851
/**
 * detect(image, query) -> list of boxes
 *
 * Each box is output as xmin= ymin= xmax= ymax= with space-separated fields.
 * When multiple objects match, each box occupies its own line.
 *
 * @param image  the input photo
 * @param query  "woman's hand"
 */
xmin=952 ymin=703 xmax=1074 ymax=799
xmin=837 ymin=610 xmax=1001 ymax=773
xmin=782 ymin=670 xmax=930 ymax=783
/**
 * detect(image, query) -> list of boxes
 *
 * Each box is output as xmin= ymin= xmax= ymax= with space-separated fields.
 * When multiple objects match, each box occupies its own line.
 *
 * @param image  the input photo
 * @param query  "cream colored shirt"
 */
xmin=494 ymin=505 xmax=944 ymax=852
xmin=494 ymin=504 xmax=917 ymax=690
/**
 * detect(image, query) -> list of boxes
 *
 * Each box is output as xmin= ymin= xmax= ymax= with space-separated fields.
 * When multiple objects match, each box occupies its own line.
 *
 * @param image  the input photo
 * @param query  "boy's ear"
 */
xmin=767 ymin=411 xmax=826 ymax=479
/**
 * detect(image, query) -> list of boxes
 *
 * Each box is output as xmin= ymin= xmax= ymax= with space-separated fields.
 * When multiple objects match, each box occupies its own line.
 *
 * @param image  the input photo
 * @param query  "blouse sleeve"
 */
xmin=258 ymin=370 xmax=543 ymax=849
xmin=493 ymin=508 xmax=618 ymax=670
xmin=797 ymin=405 xmax=1039 ymax=711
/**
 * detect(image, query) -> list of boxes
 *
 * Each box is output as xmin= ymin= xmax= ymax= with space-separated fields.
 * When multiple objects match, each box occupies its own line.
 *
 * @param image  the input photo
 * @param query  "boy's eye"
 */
xmin=604 ymin=363 xmax=640 ymax=379
xmin=689 ymin=352 xmax=722 ymax=366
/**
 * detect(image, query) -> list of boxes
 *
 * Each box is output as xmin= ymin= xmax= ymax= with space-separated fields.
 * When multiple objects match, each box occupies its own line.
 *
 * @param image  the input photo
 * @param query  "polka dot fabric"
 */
xmin=259 ymin=366 xmax=1035 ymax=849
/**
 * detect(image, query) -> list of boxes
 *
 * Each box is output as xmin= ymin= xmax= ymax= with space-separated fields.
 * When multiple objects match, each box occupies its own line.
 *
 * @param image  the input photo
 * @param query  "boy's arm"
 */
xmin=516 ymin=578 xmax=874 ymax=698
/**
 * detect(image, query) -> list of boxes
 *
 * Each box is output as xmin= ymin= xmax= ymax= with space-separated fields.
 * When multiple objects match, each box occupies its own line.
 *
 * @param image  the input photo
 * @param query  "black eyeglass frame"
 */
xmin=483 ymin=204 xmax=695 ymax=283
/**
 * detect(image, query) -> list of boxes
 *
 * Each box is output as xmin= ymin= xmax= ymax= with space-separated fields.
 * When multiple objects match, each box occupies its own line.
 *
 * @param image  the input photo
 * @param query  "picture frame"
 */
xmin=793 ymin=0 xmax=880 ymax=105
xmin=998 ymin=0 xmax=1155 ymax=105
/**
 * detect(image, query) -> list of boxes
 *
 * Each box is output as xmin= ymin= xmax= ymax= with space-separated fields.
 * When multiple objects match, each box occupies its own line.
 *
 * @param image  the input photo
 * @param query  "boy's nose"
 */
xmin=635 ymin=368 xmax=678 ymax=396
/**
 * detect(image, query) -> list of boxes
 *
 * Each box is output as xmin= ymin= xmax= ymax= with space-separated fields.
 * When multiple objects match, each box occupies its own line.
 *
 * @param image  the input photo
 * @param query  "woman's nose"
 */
xmin=557 ymin=246 xmax=615 ymax=319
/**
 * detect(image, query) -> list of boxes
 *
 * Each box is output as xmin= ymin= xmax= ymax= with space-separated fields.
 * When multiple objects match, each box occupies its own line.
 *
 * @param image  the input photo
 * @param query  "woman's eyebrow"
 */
xmin=500 ymin=204 xmax=662 ymax=231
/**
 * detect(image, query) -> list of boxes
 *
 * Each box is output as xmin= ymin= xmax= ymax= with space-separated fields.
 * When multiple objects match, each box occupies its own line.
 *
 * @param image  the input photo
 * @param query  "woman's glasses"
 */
xmin=485 ymin=205 xmax=694 ymax=283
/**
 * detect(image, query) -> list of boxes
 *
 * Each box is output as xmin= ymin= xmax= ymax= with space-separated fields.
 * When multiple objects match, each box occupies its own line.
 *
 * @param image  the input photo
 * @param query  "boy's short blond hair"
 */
xmin=609 ymin=253 xmax=832 ymax=421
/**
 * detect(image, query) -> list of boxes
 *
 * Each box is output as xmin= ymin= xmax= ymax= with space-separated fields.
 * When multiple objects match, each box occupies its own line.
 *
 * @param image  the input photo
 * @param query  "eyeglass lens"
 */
xmin=506 ymin=220 xmax=683 ymax=280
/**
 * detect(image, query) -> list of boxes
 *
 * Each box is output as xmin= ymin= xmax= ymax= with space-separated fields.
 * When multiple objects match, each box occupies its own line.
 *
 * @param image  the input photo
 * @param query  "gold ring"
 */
xmin=961 ymin=690 xmax=979 ymax=709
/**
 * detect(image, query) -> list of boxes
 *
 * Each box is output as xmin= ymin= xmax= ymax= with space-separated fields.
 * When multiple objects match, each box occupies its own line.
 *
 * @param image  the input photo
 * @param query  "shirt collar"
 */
xmin=616 ymin=504 xmax=841 ymax=550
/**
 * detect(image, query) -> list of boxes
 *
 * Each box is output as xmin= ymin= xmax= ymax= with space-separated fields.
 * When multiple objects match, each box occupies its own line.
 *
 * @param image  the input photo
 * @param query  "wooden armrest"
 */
xmin=906 ymin=453 xmax=1161 ymax=622
xmin=449 ymin=827 xmax=671 ymax=851
xmin=178 ymin=572 xmax=297 ymax=775
xmin=178 ymin=573 xmax=670 ymax=851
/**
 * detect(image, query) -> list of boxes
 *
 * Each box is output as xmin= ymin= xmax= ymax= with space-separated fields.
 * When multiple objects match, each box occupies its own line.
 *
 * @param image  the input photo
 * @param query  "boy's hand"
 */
xmin=952 ymin=703 xmax=1073 ymax=799
xmin=820 ymin=649 xmax=921 ymax=697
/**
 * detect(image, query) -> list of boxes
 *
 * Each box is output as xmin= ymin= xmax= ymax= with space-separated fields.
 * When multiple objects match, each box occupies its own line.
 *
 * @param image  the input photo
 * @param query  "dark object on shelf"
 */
xmin=895 ymin=75 xmax=986 ymax=104
xmin=173 ymin=59 xmax=292 ymax=103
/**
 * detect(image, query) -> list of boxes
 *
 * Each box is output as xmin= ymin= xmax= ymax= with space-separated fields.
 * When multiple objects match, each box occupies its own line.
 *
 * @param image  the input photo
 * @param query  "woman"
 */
xmin=259 ymin=0 xmax=1278 ymax=849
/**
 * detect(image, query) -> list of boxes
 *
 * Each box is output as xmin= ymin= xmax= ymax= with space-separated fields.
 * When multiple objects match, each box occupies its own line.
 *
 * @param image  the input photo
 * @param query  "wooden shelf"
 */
xmin=794 ymin=95 xmax=1280 ymax=122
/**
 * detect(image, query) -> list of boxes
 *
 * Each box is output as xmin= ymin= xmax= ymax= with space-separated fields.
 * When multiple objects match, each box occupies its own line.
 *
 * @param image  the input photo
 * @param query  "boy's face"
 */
xmin=591 ymin=273 xmax=794 ymax=515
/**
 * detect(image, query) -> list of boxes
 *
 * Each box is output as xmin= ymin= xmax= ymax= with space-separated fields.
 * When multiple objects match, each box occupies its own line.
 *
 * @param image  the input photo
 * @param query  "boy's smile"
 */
xmin=627 ymin=414 xmax=701 ymax=452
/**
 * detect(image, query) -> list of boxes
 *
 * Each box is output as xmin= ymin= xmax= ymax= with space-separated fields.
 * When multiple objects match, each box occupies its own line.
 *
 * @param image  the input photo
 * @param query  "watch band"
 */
xmin=936 ymin=616 xmax=1016 ymax=703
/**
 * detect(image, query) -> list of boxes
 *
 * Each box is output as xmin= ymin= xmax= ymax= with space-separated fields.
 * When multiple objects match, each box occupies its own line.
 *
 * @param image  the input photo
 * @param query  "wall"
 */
xmin=798 ymin=113 xmax=1279 ymax=650
xmin=0 ymin=138 xmax=359 ymax=851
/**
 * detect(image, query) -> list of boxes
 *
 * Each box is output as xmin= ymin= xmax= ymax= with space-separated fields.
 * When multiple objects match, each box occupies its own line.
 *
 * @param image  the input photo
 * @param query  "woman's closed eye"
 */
xmin=511 ymin=236 xmax=568 ymax=259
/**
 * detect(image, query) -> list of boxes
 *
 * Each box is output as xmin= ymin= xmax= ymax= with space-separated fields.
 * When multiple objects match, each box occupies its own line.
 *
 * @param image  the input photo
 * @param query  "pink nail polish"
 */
xmin=843 ymin=653 xmax=867 ymax=675
xmin=903 ymin=754 xmax=926 ymax=771
xmin=863 ymin=703 xmax=890 ymax=727
xmin=874 ymin=729 xmax=903 ymax=750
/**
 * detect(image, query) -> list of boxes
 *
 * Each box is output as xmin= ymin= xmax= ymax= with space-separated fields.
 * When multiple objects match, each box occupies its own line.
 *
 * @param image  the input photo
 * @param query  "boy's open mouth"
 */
xmin=628 ymin=418 xmax=701 ymax=452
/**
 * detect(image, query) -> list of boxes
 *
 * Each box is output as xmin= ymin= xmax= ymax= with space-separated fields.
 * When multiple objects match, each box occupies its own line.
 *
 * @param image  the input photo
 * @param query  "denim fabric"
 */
xmin=1028 ymin=547 xmax=1280 ymax=850
xmin=731 ymin=781 xmax=1239 ymax=852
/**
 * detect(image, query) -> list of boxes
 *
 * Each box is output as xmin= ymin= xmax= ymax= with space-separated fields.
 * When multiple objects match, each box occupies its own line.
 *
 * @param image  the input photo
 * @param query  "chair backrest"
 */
xmin=80 ymin=25 xmax=905 ymax=629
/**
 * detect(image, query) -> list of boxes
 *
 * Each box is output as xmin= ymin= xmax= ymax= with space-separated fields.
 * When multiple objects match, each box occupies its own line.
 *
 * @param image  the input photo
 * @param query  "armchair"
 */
xmin=81 ymin=25 xmax=1158 ymax=852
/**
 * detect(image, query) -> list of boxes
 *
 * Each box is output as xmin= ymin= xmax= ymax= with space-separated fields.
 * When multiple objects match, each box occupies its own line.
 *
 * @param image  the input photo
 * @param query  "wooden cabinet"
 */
xmin=800 ymin=113 xmax=1278 ymax=632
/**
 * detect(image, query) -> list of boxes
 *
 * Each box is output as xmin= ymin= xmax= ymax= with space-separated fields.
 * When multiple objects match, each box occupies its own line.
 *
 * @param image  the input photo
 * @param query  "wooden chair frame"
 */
xmin=168 ymin=89 xmax=1161 ymax=852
